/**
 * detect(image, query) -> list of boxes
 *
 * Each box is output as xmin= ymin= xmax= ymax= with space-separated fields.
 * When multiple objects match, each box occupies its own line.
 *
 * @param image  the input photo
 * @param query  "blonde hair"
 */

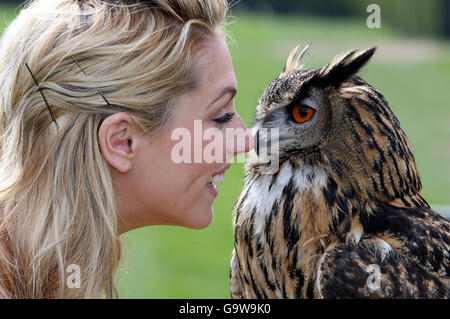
xmin=0 ymin=0 xmax=227 ymax=298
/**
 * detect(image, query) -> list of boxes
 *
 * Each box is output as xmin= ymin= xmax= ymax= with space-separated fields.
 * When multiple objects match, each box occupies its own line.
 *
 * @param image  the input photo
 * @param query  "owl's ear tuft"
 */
xmin=282 ymin=44 xmax=311 ymax=75
xmin=318 ymin=47 xmax=376 ymax=86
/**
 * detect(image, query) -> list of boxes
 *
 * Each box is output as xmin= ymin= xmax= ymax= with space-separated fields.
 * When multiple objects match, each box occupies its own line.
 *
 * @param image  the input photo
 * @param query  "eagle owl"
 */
xmin=230 ymin=46 xmax=450 ymax=298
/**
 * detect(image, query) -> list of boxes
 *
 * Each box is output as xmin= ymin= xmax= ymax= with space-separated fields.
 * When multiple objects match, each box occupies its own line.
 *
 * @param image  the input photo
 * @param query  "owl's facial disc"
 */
xmin=284 ymin=88 xmax=331 ymax=155
xmin=251 ymin=47 xmax=378 ymax=169
xmin=254 ymin=86 xmax=331 ymax=162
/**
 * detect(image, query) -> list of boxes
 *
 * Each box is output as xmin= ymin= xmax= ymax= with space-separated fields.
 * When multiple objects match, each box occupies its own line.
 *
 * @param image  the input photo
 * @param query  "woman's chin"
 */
xmin=183 ymin=206 xmax=214 ymax=230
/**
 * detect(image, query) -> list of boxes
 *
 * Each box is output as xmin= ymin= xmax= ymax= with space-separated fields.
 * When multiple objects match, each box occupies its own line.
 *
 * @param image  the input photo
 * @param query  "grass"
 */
xmin=0 ymin=7 xmax=449 ymax=298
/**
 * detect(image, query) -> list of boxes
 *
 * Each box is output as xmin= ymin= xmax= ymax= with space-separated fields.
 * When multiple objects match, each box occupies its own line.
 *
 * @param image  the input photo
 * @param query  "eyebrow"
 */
xmin=207 ymin=86 xmax=237 ymax=109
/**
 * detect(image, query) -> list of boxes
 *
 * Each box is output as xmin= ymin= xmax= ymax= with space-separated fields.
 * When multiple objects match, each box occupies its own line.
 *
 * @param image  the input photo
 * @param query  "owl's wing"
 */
xmin=317 ymin=205 xmax=450 ymax=298
xmin=230 ymin=248 xmax=246 ymax=299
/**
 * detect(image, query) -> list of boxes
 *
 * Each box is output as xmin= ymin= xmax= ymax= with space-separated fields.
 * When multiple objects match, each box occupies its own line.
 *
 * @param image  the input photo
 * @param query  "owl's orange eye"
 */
xmin=292 ymin=105 xmax=315 ymax=124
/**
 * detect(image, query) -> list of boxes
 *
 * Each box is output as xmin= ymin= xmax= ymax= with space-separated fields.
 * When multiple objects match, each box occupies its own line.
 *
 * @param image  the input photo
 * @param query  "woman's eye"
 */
xmin=292 ymin=105 xmax=315 ymax=124
xmin=212 ymin=112 xmax=234 ymax=124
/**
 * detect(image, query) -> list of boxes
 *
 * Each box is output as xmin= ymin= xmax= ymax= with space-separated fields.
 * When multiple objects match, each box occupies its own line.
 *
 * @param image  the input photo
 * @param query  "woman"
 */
xmin=0 ymin=0 xmax=254 ymax=298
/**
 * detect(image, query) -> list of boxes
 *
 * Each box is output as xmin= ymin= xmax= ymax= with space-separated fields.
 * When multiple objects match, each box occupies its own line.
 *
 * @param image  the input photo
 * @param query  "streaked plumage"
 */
xmin=230 ymin=46 xmax=450 ymax=298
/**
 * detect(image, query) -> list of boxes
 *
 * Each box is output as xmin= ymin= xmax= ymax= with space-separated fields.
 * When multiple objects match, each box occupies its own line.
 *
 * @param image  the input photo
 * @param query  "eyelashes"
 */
xmin=212 ymin=112 xmax=234 ymax=124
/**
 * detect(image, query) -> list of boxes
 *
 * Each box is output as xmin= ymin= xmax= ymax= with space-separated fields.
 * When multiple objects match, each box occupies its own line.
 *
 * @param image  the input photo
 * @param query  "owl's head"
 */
xmin=252 ymin=46 xmax=421 ymax=203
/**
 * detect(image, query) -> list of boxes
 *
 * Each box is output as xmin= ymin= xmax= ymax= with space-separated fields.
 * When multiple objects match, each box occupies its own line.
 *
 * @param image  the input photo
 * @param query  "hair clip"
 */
xmin=25 ymin=62 xmax=59 ymax=130
xmin=71 ymin=56 xmax=112 ymax=106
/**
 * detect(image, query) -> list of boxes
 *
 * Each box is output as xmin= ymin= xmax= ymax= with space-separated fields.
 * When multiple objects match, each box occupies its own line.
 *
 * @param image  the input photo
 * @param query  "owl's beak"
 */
xmin=254 ymin=129 xmax=260 ymax=156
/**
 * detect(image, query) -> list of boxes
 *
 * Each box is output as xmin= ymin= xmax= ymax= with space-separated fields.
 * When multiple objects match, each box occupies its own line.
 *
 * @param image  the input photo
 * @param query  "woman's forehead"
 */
xmin=195 ymin=36 xmax=235 ymax=89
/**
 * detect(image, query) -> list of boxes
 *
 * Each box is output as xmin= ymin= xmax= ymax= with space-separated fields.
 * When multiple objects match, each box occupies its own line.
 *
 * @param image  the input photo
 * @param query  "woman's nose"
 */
xmin=226 ymin=114 xmax=255 ymax=157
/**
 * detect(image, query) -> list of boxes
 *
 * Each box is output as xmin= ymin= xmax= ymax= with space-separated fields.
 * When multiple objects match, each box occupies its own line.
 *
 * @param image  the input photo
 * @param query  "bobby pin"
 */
xmin=71 ymin=56 xmax=112 ymax=106
xmin=25 ymin=62 xmax=59 ymax=130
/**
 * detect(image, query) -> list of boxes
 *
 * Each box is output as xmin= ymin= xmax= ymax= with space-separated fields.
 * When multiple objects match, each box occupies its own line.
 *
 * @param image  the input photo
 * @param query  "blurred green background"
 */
xmin=1 ymin=0 xmax=449 ymax=298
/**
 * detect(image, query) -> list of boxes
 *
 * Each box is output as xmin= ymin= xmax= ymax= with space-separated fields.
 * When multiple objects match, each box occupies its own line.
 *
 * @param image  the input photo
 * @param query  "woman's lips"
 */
xmin=206 ymin=164 xmax=231 ymax=198
xmin=206 ymin=182 xmax=218 ymax=197
xmin=212 ymin=163 xmax=231 ymax=178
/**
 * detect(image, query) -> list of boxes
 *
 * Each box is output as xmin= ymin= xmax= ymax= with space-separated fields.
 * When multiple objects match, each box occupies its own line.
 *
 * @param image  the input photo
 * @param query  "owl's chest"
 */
xmin=232 ymin=168 xmax=333 ymax=298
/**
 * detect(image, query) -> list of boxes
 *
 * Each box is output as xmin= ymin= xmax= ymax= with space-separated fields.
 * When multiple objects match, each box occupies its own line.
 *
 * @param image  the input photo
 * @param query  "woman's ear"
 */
xmin=98 ymin=112 xmax=138 ymax=173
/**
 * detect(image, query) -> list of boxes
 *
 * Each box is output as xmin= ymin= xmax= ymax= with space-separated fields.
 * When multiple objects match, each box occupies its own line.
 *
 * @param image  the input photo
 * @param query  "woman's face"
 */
xmin=110 ymin=31 xmax=254 ymax=233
